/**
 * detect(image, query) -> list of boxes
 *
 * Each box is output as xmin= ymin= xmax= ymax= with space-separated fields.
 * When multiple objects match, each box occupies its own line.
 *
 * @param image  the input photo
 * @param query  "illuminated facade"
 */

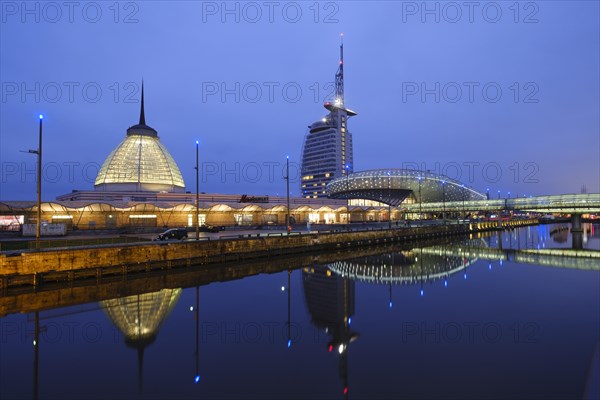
xmin=301 ymin=41 xmax=356 ymax=199
xmin=94 ymin=84 xmax=185 ymax=193
xmin=326 ymin=169 xmax=486 ymax=206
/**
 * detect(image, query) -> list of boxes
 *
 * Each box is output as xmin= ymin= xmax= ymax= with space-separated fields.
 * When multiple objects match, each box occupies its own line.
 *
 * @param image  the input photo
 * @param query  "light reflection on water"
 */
xmin=1 ymin=224 xmax=599 ymax=400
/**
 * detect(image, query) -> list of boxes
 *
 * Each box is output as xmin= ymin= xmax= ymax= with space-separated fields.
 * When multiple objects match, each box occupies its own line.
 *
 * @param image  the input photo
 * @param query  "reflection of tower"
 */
xmin=102 ymin=289 xmax=181 ymax=392
xmin=300 ymin=37 xmax=357 ymax=199
xmin=303 ymin=265 xmax=357 ymax=396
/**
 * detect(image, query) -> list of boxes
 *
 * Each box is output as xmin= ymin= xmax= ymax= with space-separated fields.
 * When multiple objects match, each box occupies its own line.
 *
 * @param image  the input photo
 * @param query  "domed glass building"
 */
xmin=326 ymin=169 xmax=485 ymax=206
xmin=94 ymin=85 xmax=186 ymax=193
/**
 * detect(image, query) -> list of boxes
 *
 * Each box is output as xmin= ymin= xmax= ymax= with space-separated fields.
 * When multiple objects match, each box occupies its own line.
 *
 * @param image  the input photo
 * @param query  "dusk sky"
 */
xmin=1 ymin=1 xmax=598 ymax=200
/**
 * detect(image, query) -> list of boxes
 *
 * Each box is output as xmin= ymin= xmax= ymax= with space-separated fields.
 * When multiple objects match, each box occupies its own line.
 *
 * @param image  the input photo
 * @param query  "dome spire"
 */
xmin=139 ymin=80 xmax=146 ymax=126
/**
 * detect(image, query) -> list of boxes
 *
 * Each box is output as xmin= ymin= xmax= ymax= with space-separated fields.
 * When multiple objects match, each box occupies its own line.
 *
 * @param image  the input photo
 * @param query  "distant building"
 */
xmin=301 ymin=40 xmax=357 ymax=199
xmin=94 ymin=83 xmax=186 ymax=193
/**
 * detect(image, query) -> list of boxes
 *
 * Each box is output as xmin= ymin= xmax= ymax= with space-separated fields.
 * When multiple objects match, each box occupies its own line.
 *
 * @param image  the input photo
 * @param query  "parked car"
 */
xmin=155 ymin=228 xmax=188 ymax=241
xmin=198 ymin=225 xmax=222 ymax=233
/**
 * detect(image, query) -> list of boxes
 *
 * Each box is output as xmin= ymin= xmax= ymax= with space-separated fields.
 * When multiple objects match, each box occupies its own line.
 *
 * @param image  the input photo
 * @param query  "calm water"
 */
xmin=1 ymin=224 xmax=599 ymax=400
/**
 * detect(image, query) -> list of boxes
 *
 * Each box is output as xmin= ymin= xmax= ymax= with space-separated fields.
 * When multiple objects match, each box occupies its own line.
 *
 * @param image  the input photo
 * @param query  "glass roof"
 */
xmin=95 ymin=135 xmax=185 ymax=189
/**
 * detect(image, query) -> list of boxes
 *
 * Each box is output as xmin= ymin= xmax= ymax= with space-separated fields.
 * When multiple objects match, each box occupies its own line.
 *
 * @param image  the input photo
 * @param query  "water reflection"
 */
xmin=303 ymin=266 xmax=356 ymax=396
xmin=326 ymin=238 xmax=485 ymax=286
xmin=3 ymin=224 xmax=599 ymax=399
xmin=102 ymin=289 xmax=182 ymax=391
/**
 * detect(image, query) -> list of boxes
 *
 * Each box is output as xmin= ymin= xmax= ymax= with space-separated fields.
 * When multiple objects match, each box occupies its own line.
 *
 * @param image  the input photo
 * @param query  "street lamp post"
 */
xmin=387 ymin=172 xmax=392 ymax=229
xmin=462 ymin=184 xmax=466 ymax=222
xmin=418 ymin=176 xmax=422 ymax=227
xmin=442 ymin=180 xmax=446 ymax=225
xmin=345 ymin=164 xmax=349 ymax=225
xmin=36 ymin=115 xmax=43 ymax=249
xmin=286 ymin=156 xmax=291 ymax=233
xmin=195 ymin=140 xmax=199 ymax=240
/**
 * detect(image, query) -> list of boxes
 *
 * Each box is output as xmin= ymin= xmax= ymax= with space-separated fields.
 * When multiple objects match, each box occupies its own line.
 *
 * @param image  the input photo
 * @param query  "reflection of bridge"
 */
xmin=327 ymin=240 xmax=599 ymax=285
xmin=403 ymin=194 xmax=600 ymax=214
xmin=327 ymin=245 xmax=600 ymax=285
xmin=419 ymin=246 xmax=600 ymax=271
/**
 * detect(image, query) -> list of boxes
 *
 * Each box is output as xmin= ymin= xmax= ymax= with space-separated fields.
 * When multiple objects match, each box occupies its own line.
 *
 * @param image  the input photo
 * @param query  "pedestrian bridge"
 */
xmin=402 ymin=194 xmax=600 ymax=214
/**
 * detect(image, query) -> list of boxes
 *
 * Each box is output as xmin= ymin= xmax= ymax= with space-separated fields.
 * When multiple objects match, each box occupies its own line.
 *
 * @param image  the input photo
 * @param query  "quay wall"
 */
xmin=0 ymin=220 xmax=536 ymax=281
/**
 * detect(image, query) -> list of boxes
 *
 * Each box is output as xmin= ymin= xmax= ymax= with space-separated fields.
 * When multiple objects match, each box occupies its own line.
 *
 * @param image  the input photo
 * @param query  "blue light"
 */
xmin=500 ymin=259 xmax=503 ymax=266
xmin=420 ymin=289 xmax=424 ymax=296
xmin=388 ymin=301 xmax=392 ymax=309
xmin=464 ymin=273 xmax=467 ymax=280
xmin=195 ymin=140 xmax=199 ymax=145
xmin=39 ymin=114 xmax=43 ymax=120
xmin=194 ymin=375 xmax=200 ymax=384
xmin=488 ymin=263 xmax=492 ymax=270
xmin=287 ymin=339 xmax=291 ymax=348
xmin=286 ymin=155 xmax=289 ymax=159
xmin=348 ymin=317 xmax=352 ymax=325
xmin=444 ymin=280 xmax=448 ymax=287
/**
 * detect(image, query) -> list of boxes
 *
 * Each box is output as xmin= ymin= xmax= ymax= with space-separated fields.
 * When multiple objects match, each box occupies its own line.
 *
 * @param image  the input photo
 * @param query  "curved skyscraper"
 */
xmin=301 ymin=40 xmax=357 ymax=199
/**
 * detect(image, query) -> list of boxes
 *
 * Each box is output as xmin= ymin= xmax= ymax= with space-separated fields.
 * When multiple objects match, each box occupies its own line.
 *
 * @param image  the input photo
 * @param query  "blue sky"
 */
xmin=1 ymin=1 xmax=598 ymax=200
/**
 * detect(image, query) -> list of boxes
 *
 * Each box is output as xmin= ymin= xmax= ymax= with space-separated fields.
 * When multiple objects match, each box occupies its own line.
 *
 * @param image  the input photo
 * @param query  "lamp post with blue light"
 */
xmin=418 ymin=176 xmax=422 ymax=227
xmin=195 ymin=140 xmax=200 ymax=240
xmin=442 ymin=180 xmax=446 ymax=225
xmin=387 ymin=172 xmax=392 ymax=229
xmin=462 ymin=184 xmax=466 ymax=221
xmin=35 ymin=115 xmax=43 ymax=248
xmin=285 ymin=156 xmax=291 ymax=233
xmin=345 ymin=164 xmax=350 ymax=225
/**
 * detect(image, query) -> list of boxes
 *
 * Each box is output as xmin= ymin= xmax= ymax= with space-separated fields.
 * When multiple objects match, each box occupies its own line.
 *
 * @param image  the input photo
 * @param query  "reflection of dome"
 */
xmin=102 ymin=288 xmax=181 ymax=392
xmin=94 ymin=84 xmax=185 ymax=193
xmin=328 ymin=239 xmax=487 ymax=284
xmin=102 ymin=288 xmax=181 ymax=343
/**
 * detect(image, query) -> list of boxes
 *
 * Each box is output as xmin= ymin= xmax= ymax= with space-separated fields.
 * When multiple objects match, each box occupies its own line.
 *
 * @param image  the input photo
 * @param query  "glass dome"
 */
xmin=95 ymin=134 xmax=185 ymax=192
xmin=94 ymin=83 xmax=186 ymax=193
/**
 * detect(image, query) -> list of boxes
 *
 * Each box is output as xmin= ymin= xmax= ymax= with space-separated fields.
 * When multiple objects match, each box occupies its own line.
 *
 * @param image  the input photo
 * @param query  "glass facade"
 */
xmin=301 ymin=110 xmax=355 ymax=199
xmin=326 ymin=169 xmax=486 ymax=206
xmin=95 ymin=134 xmax=185 ymax=192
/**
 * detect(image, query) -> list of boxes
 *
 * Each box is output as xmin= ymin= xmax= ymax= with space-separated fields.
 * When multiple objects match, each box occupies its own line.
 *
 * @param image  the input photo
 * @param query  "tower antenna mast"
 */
xmin=335 ymin=33 xmax=344 ymax=106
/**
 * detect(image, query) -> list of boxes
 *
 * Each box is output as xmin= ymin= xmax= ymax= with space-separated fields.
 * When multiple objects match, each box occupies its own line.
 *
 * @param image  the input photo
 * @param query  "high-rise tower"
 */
xmin=300 ymin=38 xmax=357 ymax=199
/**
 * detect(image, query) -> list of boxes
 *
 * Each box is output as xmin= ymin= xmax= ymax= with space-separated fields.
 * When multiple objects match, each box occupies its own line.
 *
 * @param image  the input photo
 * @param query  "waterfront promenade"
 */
xmin=0 ymin=219 xmax=537 ymax=289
